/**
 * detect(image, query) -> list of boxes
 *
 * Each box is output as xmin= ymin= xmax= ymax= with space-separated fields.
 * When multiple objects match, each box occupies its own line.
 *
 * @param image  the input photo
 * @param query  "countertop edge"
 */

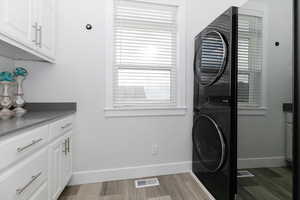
xmin=0 ymin=102 xmax=77 ymax=139
xmin=0 ymin=111 xmax=76 ymax=139
xmin=2 ymin=111 xmax=76 ymax=137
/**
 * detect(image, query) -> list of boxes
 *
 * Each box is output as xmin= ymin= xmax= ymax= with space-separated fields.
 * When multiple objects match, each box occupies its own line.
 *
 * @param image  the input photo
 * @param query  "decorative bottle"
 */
xmin=13 ymin=67 xmax=28 ymax=117
xmin=0 ymin=72 xmax=15 ymax=120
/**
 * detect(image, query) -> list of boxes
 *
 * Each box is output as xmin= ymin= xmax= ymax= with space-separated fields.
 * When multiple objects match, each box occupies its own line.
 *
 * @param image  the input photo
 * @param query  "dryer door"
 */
xmin=194 ymin=30 xmax=228 ymax=87
xmin=193 ymin=114 xmax=226 ymax=172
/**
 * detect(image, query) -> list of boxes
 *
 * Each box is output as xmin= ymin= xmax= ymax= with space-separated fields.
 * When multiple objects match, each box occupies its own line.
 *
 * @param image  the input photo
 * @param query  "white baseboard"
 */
xmin=238 ymin=156 xmax=286 ymax=169
xmin=189 ymin=172 xmax=216 ymax=200
xmin=69 ymin=161 xmax=192 ymax=185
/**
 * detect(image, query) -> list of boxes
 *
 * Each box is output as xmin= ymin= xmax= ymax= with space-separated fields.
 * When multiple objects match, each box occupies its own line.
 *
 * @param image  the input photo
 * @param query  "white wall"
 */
xmin=8 ymin=0 xmax=247 ymax=184
xmin=238 ymin=0 xmax=293 ymax=168
xmin=0 ymin=56 xmax=14 ymax=71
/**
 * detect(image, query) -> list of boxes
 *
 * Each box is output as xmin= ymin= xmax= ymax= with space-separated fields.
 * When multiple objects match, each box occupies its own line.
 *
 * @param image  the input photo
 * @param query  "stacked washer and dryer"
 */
xmin=192 ymin=7 xmax=238 ymax=200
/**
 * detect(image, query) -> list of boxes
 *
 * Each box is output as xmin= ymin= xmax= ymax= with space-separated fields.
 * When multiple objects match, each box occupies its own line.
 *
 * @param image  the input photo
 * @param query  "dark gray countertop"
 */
xmin=0 ymin=103 xmax=76 ymax=138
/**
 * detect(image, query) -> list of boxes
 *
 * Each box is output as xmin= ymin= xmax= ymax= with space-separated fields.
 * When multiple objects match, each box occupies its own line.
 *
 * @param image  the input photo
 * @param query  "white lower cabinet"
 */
xmin=49 ymin=131 xmax=72 ymax=200
xmin=0 ymin=115 xmax=74 ymax=200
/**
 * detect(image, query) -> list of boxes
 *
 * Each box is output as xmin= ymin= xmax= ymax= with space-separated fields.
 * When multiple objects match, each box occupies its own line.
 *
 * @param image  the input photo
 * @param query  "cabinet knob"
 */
xmin=86 ymin=24 xmax=92 ymax=30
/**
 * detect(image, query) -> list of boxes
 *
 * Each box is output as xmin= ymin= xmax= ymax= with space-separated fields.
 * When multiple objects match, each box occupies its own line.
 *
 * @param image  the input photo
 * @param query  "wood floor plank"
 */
xmin=77 ymin=183 xmax=103 ymax=198
xmin=148 ymin=196 xmax=172 ymax=200
xmin=270 ymin=167 xmax=293 ymax=192
xmin=100 ymin=180 xmax=125 ymax=196
xmin=185 ymin=181 xmax=209 ymax=200
xmin=238 ymin=167 xmax=293 ymax=200
xmin=244 ymin=186 xmax=281 ymax=200
xmin=145 ymin=182 xmax=168 ymax=199
xmin=59 ymin=185 xmax=81 ymax=197
xmin=251 ymin=169 xmax=292 ymax=199
xmin=158 ymin=175 xmax=186 ymax=200
xmin=99 ymin=194 xmax=124 ymax=200
xmin=237 ymin=185 xmax=256 ymax=200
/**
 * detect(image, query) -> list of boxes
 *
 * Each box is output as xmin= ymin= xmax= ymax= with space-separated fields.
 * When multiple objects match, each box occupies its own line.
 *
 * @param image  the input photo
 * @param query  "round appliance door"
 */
xmin=194 ymin=31 xmax=228 ymax=87
xmin=193 ymin=114 xmax=226 ymax=172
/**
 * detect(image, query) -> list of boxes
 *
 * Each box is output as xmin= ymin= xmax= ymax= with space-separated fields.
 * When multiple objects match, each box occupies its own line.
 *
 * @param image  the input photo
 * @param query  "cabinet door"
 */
xmin=61 ymin=133 xmax=72 ymax=188
xmin=0 ymin=0 xmax=36 ymax=49
xmin=49 ymin=138 xmax=63 ymax=200
xmin=37 ymin=0 xmax=55 ymax=59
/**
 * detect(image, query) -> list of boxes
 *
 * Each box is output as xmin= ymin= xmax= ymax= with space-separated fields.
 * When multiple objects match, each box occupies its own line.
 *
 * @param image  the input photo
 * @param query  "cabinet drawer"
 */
xmin=50 ymin=116 xmax=74 ymax=141
xmin=28 ymin=182 xmax=48 ymax=200
xmin=0 ymin=149 xmax=48 ymax=200
xmin=0 ymin=125 xmax=49 ymax=171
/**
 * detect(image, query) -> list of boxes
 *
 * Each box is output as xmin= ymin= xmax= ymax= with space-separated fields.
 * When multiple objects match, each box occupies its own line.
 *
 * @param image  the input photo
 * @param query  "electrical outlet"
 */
xmin=152 ymin=144 xmax=159 ymax=156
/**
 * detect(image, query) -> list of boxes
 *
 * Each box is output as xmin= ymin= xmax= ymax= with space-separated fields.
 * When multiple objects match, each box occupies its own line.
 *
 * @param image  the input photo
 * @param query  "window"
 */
xmin=238 ymin=13 xmax=263 ymax=108
xmin=105 ymin=0 xmax=186 ymax=117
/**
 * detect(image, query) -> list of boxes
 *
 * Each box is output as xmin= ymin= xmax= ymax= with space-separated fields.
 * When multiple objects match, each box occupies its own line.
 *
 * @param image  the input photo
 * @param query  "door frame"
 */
xmin=231 ymin=6 xmax=238 ymax=200
xmin=294 ymin=0 xmax=299 ymax=199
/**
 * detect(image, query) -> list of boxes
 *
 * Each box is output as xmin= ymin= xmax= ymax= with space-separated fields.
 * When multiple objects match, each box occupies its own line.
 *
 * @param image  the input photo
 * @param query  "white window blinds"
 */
xmin=238 ymin=14 xmax=263 ymax=106
xmin=113 ymin=0 xmax=178 ymax=107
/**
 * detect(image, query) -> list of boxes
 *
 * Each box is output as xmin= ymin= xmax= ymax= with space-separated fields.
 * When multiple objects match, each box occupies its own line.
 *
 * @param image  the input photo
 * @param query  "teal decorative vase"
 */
xmin=13 ymin=67 xmax=28 ymax=117
xmin=0 ymin=72 xmax=15 ymax=120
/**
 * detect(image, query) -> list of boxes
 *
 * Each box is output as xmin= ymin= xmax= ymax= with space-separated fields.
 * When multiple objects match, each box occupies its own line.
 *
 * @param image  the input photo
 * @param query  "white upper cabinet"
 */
xmin=0 ymin=0 xmax=34 ymax=48
xmin=36 ymin=0 xmax=55 ymax=59
xmin=0 ymin=0 xmax=56 ymax=62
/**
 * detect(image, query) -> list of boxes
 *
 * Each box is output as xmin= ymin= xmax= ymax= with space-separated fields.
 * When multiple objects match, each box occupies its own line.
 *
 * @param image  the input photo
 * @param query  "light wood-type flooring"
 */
xmin=58 ymin=173 xmax=211 ymax=200
xmin=238 ymin=167 xmax=293 ymax=200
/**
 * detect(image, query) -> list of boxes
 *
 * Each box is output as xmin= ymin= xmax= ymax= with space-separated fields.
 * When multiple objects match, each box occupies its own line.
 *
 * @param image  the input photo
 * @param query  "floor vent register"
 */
xmin=237 ymin=170 xmax=255 ymax=178
xmin=135 ymin=178 xmax=160 ymax=188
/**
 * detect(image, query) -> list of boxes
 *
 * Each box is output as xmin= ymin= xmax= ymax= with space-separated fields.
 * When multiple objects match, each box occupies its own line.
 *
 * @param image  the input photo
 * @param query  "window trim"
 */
xmin=238 ymin=8 xmax=268 ymax=115
xmin=105 ymin=0 xmax=187 ymax=117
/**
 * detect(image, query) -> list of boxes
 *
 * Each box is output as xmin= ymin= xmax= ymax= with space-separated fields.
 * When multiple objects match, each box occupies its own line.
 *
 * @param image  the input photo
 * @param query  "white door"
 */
xmin=0 ymin=0 xmax=36 ymax=49
xmin=37 ymin=0 xmax=55 ymax=59
xmin=61 ymin=133 xmax=72 ymax=187
xmin=49 ymin=137 xmax=63 ymax=200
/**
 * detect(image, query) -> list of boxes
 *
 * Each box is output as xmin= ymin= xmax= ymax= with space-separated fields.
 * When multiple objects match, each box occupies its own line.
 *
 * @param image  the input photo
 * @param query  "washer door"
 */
xmin=194 ymin=31 xmax=228 ymax=87
xmin=193 ymin=114 xmax=226 ymax=172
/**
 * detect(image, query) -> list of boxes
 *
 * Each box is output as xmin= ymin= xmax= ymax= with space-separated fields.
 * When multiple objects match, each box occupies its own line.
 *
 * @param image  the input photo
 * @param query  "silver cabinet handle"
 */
xmin=32 ymin=22 xmax=38 ymax=45
xmin=37 ymin=25 xmax=42 ymax=48
xmin=61 ymin=123 xmax=72 ymax=130
xmin=67 ymin=137 xmax=70 ymax=153
xmin=16 ymin=172 xmax=42 ymax=195
xmin=17 ymin=138 xmax=43 ymax=153
xmin=62 ymin=139 xmax=67 ymax=155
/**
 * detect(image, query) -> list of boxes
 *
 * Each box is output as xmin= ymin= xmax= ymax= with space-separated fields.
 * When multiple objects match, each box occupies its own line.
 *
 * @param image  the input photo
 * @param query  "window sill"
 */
xmin=104 ymin=107 xmax=187 ymax=117
xmin=238 ymin=107 xmax=267 ymax=116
